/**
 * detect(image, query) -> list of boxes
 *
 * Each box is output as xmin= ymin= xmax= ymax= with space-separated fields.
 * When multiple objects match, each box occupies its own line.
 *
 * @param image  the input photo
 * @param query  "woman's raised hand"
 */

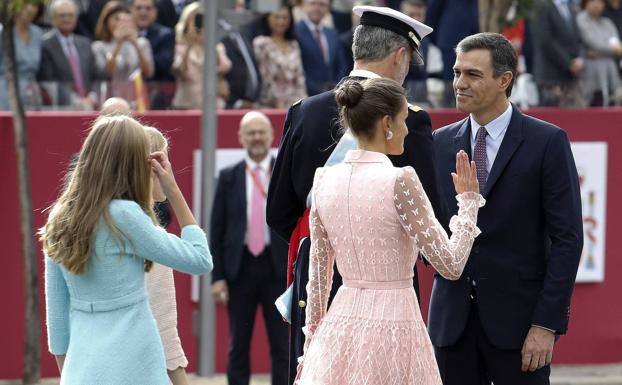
xmin=452 ymin=150 xmax=479 ymax=194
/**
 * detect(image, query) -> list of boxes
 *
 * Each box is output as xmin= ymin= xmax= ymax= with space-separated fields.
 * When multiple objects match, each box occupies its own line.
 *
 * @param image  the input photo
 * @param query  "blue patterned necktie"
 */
xmin=474 ymin=126 xmax=488 ymax=194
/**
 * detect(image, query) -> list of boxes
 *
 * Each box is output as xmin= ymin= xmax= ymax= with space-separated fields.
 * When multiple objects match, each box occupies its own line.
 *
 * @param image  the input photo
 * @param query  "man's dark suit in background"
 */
xmin=141 ymin=22 xmax=175 ymax=81
xmin=531 ymin=0 xmax=585 ymax=107
xmin=220 ymin=20 xmax=262 ymax=109
xmin=425 ymin=0 xmax=478 ymax=106
xmin=295 ymin=20 xmax=347 ymax=96
xmin=38 ymin=30 xmax=98 ymax=107
xmin=156 ymin=0 xmax=194 ymax=29
xmin=210 ymin=113 xmax=288 ymax=385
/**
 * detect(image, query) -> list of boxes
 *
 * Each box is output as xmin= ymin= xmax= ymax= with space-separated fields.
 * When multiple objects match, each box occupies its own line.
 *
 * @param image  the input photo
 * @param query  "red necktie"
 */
xmin=314 ymin=26 xmax=328 ymax=64
xmin=65 ymin=39 xmax=86 ymax=97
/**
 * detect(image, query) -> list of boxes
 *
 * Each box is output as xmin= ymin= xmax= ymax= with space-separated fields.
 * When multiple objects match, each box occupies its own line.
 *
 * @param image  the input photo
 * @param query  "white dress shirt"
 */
xmin=469 ymin=103 xmax=513 ymax=173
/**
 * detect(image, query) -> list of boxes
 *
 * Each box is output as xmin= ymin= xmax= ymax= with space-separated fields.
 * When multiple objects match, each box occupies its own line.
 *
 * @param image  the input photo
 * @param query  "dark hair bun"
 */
xmin=335 ymin=80 xmax=364 ymax=109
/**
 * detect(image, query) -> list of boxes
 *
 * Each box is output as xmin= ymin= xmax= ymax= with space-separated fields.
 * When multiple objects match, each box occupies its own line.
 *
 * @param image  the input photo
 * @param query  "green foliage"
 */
xmin=0 ymin=0 xmax=47 ymax=22
xmin=504 ymin=0 xmax=535 ymax=28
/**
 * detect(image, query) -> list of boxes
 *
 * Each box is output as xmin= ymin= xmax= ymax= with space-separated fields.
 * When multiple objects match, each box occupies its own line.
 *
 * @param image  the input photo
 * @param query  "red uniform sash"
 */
xmin=287 ymin=208 xmax=311 ymax=287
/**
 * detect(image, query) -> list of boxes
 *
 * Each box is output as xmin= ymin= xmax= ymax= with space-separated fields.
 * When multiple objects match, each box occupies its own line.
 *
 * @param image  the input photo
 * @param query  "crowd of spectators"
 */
xmin=1 ymin=0 xmax=622 ymax=111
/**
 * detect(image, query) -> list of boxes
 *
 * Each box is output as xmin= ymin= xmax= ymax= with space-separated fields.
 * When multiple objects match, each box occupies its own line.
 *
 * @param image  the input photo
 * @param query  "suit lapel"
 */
xmin=453 ymin=117 xmax=472 ymax=157
xmin=483 ymin=105 xmax=524 ymax=197
xmin=236 ymin=162 xmax=247 ymax=222
xmin=52 ymin=35 xmax=71 ymax=77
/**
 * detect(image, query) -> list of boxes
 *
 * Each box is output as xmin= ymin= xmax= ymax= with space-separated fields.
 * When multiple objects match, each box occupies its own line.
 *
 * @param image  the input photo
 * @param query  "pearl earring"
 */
xmin=386 ymin=131 xmax=393 ymax=140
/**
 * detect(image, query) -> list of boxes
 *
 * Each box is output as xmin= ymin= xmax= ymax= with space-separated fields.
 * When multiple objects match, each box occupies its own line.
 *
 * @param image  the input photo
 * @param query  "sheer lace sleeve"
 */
xmin=302 ymin=169 xmax=335 ymax=355
xmin=394 ymin=167 xmax=484 ymax=280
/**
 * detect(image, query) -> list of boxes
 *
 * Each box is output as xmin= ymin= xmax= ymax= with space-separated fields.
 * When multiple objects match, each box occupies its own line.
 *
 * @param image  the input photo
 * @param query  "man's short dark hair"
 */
xmin=456 ymin=32 xmax=518 ymax=97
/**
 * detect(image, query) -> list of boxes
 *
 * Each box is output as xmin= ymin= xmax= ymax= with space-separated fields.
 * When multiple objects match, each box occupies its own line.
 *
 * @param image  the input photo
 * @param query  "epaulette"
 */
xmin=292 ymin=98 xmax=303 ymax=107
xmin=408 ymin=103 xmax=422 ymax=112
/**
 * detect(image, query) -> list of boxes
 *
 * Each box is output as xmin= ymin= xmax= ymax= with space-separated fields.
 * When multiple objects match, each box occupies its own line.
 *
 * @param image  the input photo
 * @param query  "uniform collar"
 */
xmin=344 ymin=149 xmax=392 ymax=164
xmin=348 ymin=69 xmax=382 ymax=79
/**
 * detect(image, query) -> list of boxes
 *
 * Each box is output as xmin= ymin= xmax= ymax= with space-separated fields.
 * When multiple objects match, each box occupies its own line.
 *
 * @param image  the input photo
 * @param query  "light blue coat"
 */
xmin=45 ymin=200 xmax=213 ymax=384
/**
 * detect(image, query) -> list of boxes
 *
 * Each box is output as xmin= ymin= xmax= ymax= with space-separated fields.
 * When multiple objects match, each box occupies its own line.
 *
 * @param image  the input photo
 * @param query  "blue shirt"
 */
xmin=469 ymin=103 xmax=513 ymax=173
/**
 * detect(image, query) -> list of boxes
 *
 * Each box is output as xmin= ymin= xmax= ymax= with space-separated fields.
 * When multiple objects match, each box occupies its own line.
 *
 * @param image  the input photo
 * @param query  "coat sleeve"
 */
xmin=110 ymin=200 xmax=213 ymax=275
xmin=301 ymin=169 xmax=334 ymax=353
xmin=531 ymin=129 xmax=583 ymax=334
xmin=153 ymin=29 xmax=175 ymax=78
xmin=209 ymin=170 xmax=228 ymax=282
xmin=45 ymin=256 xmax=71 ymax=355
xmin=394 ymin=167 xmax=484 ymax=280
xmin=266 ymin=102 xmax=304 ymax=242
xmin=389 ymin=109 xmax=445 ymax=223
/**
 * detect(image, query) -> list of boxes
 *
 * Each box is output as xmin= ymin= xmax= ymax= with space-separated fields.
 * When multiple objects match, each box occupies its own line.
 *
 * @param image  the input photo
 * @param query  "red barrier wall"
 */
xmin=1 ymin=108 xmax=620 ymax=379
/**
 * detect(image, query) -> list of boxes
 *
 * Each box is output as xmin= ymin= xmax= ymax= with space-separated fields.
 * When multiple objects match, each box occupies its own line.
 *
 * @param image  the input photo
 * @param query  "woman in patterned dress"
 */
xmin=295 ymin=78 xmax=484 ymax=385
xmin=253 ymin=5 xmax=307 ymax=109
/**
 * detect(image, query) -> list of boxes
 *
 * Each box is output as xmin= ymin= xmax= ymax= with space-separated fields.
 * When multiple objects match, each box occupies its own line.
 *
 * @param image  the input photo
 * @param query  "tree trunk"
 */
xmin=1 ymin=2 xmax=41 ymax=384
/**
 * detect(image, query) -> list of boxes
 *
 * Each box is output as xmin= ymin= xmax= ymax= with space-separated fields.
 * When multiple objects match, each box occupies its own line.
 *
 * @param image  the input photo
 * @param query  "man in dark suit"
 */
xmin=430 ymin=32 xmax=583 ymax=385
xmin=219 ymin=19 xmax=262 ymax=109
xmin=210 ymin=111 xmax=288 ymax=385
xmin=131 ymin=0 xmax=175 ymax=108
xmin=401 ymin=0 xmax=430 ymax=104
xmin=75 ymin=0 xmax=109 ymax=39
xmin=267 ymin=6 xmax=441 ymax=384
xmin=295 ymin=0 xmax=348 ymax=96
xmin=425 ymin=0 xmax=478 ymax=107
xmin=39 ymin=0 xmax=98 ymax=109
xmin=155 ymin=0 xmax=194 ymax=29
xmin=531 ymin=0 xmax=585 ymax=107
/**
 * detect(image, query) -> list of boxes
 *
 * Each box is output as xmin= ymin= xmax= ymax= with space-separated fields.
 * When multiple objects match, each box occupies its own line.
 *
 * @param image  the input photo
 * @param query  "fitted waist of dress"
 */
xmin=342 ymin=278 xmax=412 ymax=290
xmin=71 ymin=289 xmax=147 ymax=313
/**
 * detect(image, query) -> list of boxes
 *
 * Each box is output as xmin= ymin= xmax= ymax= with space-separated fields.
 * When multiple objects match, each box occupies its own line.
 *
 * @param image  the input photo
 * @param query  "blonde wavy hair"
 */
xmin=40 ymin=115 xmax=157 ymax=275
xmin=175 ymin=1 xmax=202 ymax=44
xmin=144 ymin=125 xmax=169 ymax=153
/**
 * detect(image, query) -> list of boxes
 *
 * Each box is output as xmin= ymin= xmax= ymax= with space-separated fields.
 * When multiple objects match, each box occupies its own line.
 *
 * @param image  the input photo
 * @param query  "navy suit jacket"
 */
xmin=426 ymin=0 xmax=478 ymax=49
xmin=210 ymin=158 xmax=287 ymax=284
xmin=143 ymin=23 xmax=175 ymax=81
xmin=429 ymin=105 xmax=583 ymax=349
xmin=295 ymin=21 xmax=347 ymax=96
xmin=426 ymin=0 xmax=478 ymax=80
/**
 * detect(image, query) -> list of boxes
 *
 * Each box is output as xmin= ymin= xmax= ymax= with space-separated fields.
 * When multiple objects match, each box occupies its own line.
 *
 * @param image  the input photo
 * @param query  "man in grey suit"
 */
xmin=531 ymin=0 xmax=585 ymax=107
xmin=38 ymin=0 xmax=98 ymax=109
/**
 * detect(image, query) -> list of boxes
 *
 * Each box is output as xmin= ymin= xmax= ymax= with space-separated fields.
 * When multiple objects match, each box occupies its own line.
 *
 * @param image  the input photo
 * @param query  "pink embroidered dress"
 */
xmin=296 ymin=150 xmax=484 ymax=385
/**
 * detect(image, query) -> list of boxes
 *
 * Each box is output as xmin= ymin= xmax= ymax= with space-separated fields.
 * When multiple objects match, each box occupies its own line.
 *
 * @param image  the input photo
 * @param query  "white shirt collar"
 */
xmin=303 ymin=15 xmax=323 ymax=33
xmin=348 ymin=69 xmax=382 ymax=79
xmin=470 ymin=103 xmax=513 ymax=141
xmin=245 ymin=153 xmax=271 ymax=172
xmin=55 ymin=29 xmax=74 ymax=44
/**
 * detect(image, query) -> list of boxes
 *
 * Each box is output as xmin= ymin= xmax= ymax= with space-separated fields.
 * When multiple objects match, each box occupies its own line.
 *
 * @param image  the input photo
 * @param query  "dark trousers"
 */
xmin=227 ymin=248 xmax=289 ymax=385
xmin=434 ymin=302 xmax=550 ymax=385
